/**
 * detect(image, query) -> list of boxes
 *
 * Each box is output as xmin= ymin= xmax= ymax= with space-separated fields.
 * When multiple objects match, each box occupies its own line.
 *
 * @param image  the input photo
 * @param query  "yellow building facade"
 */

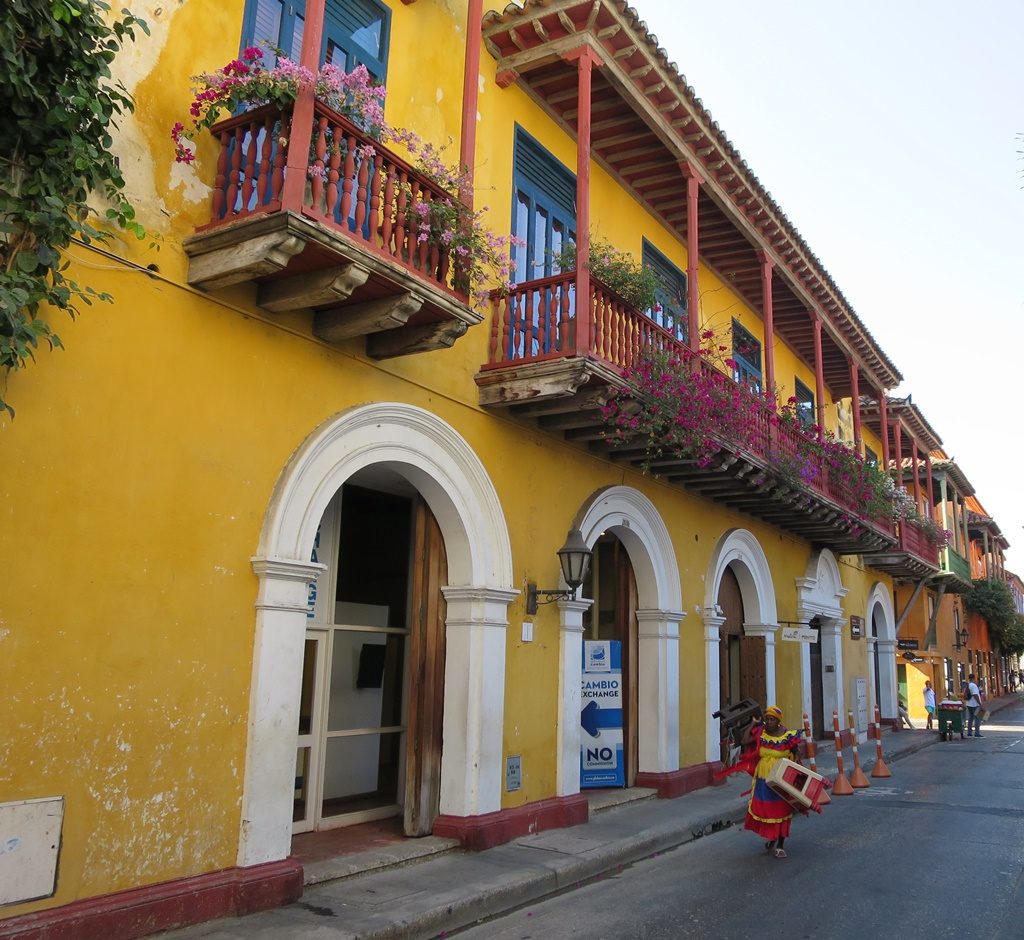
xmin=2 ymin=0 xmax=941 ymax=934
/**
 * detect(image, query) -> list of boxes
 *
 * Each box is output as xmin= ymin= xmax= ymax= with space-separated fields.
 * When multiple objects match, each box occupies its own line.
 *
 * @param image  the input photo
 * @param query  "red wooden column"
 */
xmin=564 ymin=46 xmax=601 ymax=356
xmin=892 ymin=420 xmax=903 ymax=487
xmin=682 ymin=161 xmax=704 ymax=352
xmin=459 ymin=0 xmax=483 ymax=208
xmin=924 ymin=452 xmax=935 ymax=520
xmin=878 ymin=392 xmax=890 ymax=470
xmin=757 ymin=250 xmax=776 ymax=402
xmin=849 ymin=359 xmax=862 ymax=453
xmin=911 ymin=442 xmax=922 ymax=511
xmin=281 ymin=0 xmax=327 ymax=211
xmin=810 ymin=310 xmax=826 ymax=436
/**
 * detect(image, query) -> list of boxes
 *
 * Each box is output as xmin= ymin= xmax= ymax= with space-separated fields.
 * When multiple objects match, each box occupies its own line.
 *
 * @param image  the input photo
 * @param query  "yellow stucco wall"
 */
xmin=1 ymin=0 xmax=897 ymax=917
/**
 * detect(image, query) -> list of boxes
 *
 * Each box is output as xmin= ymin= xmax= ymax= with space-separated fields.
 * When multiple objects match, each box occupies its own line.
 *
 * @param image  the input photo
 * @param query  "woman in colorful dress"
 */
xmin=743 ymin=705 xmax=802 ymax=859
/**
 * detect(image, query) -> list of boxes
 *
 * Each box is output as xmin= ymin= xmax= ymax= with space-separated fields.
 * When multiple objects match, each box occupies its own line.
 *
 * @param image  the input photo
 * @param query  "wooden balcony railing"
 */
xmin=483 ymin=272 xmax=895 ymax=535
xmin=897 ymin=518 xmax=940 ymax=568
xmin=943 ymin=546 xmax=971 ymax=582
xmin=200 ymin=100 xmax=467 ymax=302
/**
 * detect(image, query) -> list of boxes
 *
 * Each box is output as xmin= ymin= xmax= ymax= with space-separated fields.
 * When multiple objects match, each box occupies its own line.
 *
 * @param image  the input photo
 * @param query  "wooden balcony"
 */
xmin=476 ymin=274 xmax=897 ymax=554
xmin=182 ymin=101 xmax=481 ymax=358
xmin=862 ymin=518 xmax=941 ymax=580
xmin=937 ymin=546 xmax=973 ymax=592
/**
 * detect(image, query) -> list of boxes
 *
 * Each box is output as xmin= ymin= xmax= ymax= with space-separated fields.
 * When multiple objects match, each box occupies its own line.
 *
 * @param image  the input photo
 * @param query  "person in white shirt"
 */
xmin=923 ymin=680 xmax=936 ymax=731
xmin=964 ymin=673 xmax=984 ymax=737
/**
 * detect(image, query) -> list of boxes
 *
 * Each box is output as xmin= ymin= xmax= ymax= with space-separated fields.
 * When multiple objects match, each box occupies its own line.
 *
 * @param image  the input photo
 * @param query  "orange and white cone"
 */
xmin=871 ymin=703 xmax=892 ymax=778
xmin=831 ymin=709 xmax=854 ymax=795
xmin=803 ymin=712 xmax=831 ymax=804
xmin=848 ymin=708 xmax=871 ymax=788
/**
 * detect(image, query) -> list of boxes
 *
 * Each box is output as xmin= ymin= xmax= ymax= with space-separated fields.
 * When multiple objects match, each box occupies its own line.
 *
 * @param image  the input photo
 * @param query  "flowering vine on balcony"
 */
xmin=171 ymin=47 xmax=521 ymax=306
xmin=601 ymin=335 xmax=901 ymax=526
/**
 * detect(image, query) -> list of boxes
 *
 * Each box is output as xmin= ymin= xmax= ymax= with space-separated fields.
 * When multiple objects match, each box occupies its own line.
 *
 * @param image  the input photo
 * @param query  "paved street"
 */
xmin=458 ymin=701 xmax=1024 ymax=940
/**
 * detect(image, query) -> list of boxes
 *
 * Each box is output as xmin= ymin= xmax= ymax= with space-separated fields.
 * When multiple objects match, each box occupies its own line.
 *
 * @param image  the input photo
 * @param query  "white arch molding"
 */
xmin=795 ymin=549 xmax=849 ymax=730
xmin=703 ymin=530 xmax=779 ymax=762
xmin=867 ymin=581 xmax=898 ymax=723
xmin=241 ymin=403 xmax=515 ymax=867
xmin=557 ymin=487 xmax=684 ymax=794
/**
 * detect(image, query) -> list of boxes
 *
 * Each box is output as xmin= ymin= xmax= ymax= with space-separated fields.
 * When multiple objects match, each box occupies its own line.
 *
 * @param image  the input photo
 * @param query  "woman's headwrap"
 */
xmin=764 ymin=705 xmax=784 ymax=721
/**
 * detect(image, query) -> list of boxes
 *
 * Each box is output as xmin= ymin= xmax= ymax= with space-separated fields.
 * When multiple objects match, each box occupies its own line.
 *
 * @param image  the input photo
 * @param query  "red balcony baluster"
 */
xmin=325 ymin=123 xmax=342 ymax=219
xmin=355 ymin=151 xmax=369 ymax=238
xmin=256 ymin=113 xmax=274 ymax=207
xmin=394 ymin=171 xmax=408 ymax=261
xmin=339 ymin=134 xmax=356 ymax=224
xmin=212 ymin=129 xmax=229 ymax=220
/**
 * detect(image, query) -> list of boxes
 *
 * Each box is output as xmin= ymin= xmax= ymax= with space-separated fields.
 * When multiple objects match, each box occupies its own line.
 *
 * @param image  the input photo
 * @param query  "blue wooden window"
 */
xmin=242 ymin=0 xmax=390 ymax=79
xmin=511 ymin=127 xmax=576 ymax=283
xmin=731 ymin=319 xmax=762 ymax=393
xmin=794 ymin=378 xmax=815 ymax=429
xmin=642 ymin=240 xmax=687 ymax=342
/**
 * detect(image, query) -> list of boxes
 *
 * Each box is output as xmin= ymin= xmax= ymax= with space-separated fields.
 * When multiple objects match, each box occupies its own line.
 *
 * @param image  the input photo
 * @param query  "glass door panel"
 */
xmin=320 ymin=730 xmax=403 ymax=822
xmin=293 ymin=631 xmax=327 ymax=833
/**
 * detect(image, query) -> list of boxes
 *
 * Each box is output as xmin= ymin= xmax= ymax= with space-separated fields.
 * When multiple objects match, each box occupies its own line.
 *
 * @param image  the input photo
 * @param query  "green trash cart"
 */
xmin=937 ymin=701 xmax=965 ymax=740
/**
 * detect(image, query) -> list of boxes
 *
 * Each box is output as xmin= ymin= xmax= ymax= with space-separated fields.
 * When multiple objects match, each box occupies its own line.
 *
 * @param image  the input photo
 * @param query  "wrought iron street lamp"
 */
xmin=954 ymin=626 xmax=970 ymax=651
xmin=525 ymin=528 xmax=592 ymax=615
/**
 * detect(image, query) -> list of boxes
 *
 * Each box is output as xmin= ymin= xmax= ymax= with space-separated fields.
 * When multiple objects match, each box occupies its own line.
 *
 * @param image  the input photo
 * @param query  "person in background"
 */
xmin=897 ymin=696 xmax=913 ymax=729
xmin=964 ymin=673 xmax=984 ymax=737
xmin=923 ymin=680 xmax=936 ymax=731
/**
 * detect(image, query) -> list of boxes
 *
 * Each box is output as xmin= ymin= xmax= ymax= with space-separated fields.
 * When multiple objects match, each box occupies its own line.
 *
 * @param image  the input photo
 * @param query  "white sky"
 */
xmin=635 ymin=0 xmax=1024 ymax=570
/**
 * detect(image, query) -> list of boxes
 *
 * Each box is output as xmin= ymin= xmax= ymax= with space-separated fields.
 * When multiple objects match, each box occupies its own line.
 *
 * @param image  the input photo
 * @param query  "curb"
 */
xmin=359 ymin=803 xmax=747 ymax=940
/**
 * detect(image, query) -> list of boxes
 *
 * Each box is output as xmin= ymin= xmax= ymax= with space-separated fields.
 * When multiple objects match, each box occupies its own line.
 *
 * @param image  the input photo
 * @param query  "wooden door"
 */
xmin=740 ymin=635 xmax=766 ymax=707
xmin=616 ymin=545 xmax=639 ymax=788
xmin=403 ymin=496 xmax=447 ymax=836
xmin=717 ymin=565 xmax=744 ymax=710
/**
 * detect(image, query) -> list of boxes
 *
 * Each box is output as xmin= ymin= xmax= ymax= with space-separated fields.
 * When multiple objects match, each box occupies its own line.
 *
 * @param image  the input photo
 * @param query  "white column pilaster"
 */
xmin=703 ymin=608 xmax=725 ymax=763
xmin=875 ymin=637 xmax=898 ymax=720
xmin=636 ymin=608 xmax=685 ymax=773
xmin=556 ymin=597 xmax=591 ymax=796
xmin=820 ymin=618 xmax=847 ymax=724
xmin=240 ymin=556 xmax=325 ymax=867
xmin=439 ymin=585 xmax=518 ymax=817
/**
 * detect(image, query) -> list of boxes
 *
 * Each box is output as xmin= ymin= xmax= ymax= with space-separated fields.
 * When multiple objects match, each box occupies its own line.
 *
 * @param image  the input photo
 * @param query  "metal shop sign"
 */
xmin=849 ymin=615 xmax=863 ymax=639
xmin=781 ymin=626 xmax=819 ymax=643
xmin=897 ymin=638 xmax=919 ymax=650
xmin=580 ymin=640 xmax=625 ymax=788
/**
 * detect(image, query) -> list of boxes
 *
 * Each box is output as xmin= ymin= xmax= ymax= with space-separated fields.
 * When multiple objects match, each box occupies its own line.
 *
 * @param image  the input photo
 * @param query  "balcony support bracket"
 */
xmin=259 ymin=263 xmax=370 ymax=313
xmin=186 ymin=230 xmax=306 ymax=291
xmin=315 ymin=292 xmax=425 ymax=344
xmin=368 ymin=318 xmax=469 ymax=359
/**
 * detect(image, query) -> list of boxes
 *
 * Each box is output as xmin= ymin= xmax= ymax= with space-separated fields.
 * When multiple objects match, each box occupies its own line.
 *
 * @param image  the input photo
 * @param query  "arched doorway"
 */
xmin=867 ymin=583 xmax=898 ymax=723
xmin=704 ymin=530 xmax=778 ymax=762
xmin=242 ymin=403 xmax=515 ymax=868
xmin=561 ymin=487 xmax=683 ymax=796
xmin=581 ymin=533 xmax=639 ymax=786
xmin=796 ymin=550 xmax=847 ymax=740
xmin=295 ymin=479 xmax=448 ymax=837
xmin=717 ymin=565 xmax=765 ymax=716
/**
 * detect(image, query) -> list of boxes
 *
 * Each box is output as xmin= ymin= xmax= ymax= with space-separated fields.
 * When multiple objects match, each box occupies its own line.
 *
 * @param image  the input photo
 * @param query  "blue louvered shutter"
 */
xmin=242 ymin=0 xmax=388 ymax=78
xmin=324 ymin=0 xmax=390 ymax=80
xmin=642 ymin=240 xmax=688 ymax=342
xmin=511 ymin=127 xmax=577 ymax=282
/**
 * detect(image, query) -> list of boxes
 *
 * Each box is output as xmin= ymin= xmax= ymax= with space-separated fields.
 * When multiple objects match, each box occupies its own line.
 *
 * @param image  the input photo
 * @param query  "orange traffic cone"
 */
xmin=848 ymin=708 xmax=871 ymax=788
xmin=831 ymin=709 xmax=854 ymax=796
xmin=803 ymin=713 xmax=831 ymax=804
xmin=871 ymin=703 xmax=892 ymax=778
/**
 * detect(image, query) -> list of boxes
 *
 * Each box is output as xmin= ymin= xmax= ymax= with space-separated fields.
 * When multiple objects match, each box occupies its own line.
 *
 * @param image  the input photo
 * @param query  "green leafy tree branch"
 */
xmin=0 ymin=0 xmax=149 ymax=418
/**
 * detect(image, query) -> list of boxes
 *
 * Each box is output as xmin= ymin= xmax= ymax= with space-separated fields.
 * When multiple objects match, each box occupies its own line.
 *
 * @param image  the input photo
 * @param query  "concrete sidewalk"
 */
xmin=164 ymin=694 xmax=1019 ymax=940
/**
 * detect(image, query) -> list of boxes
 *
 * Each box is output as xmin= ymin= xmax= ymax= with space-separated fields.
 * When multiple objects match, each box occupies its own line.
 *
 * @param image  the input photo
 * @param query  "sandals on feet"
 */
xmin=773 ymin=848 xmax=787 ymax=859
xmin=765 ymin=841 xmax=775 ymax=853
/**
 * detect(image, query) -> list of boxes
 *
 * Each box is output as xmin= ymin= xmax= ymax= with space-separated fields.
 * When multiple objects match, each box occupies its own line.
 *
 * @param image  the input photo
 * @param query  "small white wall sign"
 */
xmin=0 ymin=796 xmax=64 ymax=906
